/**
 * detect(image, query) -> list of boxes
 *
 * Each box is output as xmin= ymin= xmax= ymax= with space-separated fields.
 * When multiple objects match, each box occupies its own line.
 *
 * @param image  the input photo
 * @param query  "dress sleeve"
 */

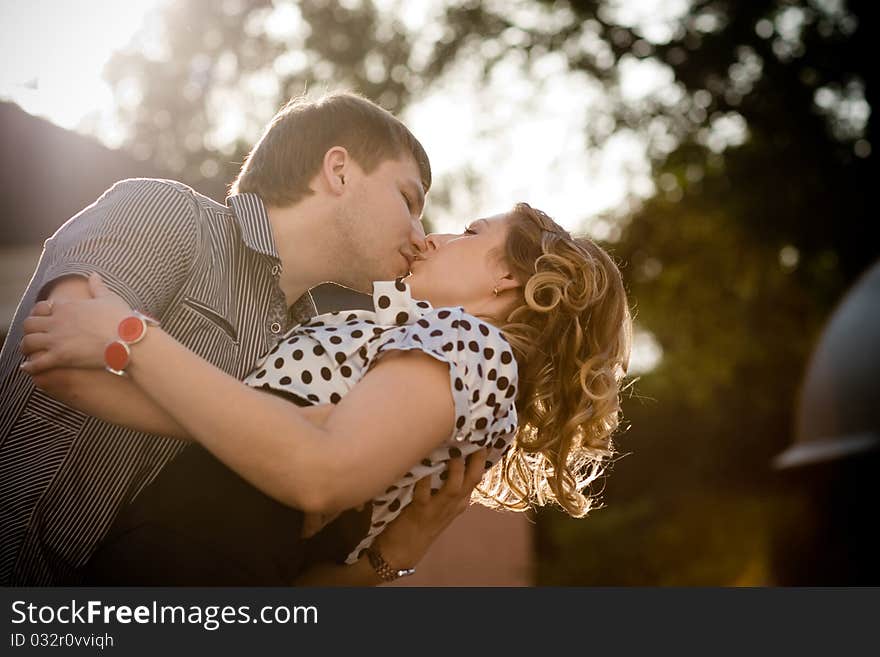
xmin=39 ymin=178 xmax=200 ymax=319
xmin=364 ymin=307 xmax=519 ymax=444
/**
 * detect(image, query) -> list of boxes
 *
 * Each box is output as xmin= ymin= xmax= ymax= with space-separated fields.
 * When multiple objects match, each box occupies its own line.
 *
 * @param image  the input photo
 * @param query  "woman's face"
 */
xmin=406 ymin=212 xmax=513 ymax=313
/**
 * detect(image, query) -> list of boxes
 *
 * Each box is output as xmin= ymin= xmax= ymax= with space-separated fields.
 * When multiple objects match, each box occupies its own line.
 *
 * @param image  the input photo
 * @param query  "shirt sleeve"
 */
xmin=39 ymin=178 xmax=200 ymax=319
xmin=364 ymin=307 xmax=519 ymax=445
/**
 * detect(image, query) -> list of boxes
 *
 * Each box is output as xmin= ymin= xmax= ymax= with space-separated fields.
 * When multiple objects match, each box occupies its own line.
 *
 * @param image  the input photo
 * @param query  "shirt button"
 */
xmin=271 ymin=264 xmax=281 ymax=277
xmin=269 ymin=322 xmax=282 ymax=334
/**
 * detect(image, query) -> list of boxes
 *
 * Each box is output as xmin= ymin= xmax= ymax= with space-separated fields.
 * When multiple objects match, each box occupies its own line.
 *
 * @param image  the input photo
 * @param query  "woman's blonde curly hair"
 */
xmin=474 ymin=203 xmax=632 ymax=518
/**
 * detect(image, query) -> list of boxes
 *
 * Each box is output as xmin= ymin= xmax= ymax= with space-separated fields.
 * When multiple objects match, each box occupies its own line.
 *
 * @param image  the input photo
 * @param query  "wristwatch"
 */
xmin=104 ymin=311 xmax=160 ymax=376
xmin=365 ymin=546 xmax=416 ymax=582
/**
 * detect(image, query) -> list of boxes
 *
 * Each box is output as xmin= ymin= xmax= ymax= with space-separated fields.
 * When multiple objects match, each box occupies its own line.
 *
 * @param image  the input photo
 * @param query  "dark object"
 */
xmin=770 ymin=261 xmax=880 ymax=585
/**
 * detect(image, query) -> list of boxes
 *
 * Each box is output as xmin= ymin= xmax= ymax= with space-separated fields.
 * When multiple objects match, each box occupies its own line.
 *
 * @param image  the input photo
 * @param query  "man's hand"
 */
xmin=21 ymin=273 xmax=131 ymax=374
xmin=372 ymin=447 xmax=489 ymax=571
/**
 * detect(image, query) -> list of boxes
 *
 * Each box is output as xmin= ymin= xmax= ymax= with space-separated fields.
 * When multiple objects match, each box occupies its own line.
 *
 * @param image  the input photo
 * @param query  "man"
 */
xmin=0 ymin=91 xmax=480 ymax=585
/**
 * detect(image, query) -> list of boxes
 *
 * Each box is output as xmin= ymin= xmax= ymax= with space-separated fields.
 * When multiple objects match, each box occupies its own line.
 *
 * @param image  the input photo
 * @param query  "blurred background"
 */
xmin=1 ymin=0 xmax=877 ymax=585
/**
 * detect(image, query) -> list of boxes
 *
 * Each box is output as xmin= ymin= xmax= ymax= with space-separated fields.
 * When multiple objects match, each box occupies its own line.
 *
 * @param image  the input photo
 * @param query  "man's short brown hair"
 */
xmin=229 ymin=90 xmax=431 ymax=206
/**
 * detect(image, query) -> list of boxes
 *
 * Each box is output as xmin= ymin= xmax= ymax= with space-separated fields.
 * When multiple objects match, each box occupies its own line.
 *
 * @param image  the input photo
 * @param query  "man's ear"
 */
xmin=322 ymin=146 xmax=350 ymax=195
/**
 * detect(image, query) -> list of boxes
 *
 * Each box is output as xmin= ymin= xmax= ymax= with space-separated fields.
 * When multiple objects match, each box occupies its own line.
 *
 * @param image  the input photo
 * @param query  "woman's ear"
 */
xmin=322 ymin=146 xmax=350 ymax=195
xmin=494 ymin=272 xmax=521 ymax=295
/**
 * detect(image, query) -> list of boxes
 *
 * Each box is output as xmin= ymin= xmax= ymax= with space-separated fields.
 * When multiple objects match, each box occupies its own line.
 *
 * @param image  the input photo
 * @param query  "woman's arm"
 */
xmin=22 ymin=277 xmax=455 ymax=515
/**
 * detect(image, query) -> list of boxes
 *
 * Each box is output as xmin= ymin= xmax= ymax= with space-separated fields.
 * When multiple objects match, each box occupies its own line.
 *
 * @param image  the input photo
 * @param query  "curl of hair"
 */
xmin=473 ymin=203 xmax=633 ymax=518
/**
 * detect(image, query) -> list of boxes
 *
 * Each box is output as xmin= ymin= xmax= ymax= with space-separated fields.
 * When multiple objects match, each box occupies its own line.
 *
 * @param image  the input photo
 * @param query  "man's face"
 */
xmin=335 ymin=155 xmax=427 ymax=291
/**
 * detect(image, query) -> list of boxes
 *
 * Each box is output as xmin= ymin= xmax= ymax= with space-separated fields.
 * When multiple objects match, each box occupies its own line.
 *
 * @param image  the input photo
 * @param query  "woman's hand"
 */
xmin=20 ymin=273 xmax=132 ymax=374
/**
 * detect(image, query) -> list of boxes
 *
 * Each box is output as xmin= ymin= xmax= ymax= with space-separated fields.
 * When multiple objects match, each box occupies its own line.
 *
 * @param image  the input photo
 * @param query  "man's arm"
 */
xmin=294 ymin=451 xmax=486 ymax=586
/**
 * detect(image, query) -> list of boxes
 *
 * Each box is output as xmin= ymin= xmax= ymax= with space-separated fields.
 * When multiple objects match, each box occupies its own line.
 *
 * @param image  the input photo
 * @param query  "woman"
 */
xmin=21 ymin=203 xmax=632 ymax=584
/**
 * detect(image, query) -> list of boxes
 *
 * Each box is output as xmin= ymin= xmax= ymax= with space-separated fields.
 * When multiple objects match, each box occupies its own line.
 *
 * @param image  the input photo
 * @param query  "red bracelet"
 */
xmin=104 ymin=311 xmax=159 ymax=376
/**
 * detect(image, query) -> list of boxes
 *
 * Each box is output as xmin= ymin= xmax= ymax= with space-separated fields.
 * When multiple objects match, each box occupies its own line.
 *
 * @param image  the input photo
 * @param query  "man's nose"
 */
xmin=410 ymin=221 xmax=427 ymax=253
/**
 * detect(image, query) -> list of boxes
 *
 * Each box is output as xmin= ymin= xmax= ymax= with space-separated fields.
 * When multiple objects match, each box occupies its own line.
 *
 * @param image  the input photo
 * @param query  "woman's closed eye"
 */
xmin=463 ymin=226 xmax=477 ymax=235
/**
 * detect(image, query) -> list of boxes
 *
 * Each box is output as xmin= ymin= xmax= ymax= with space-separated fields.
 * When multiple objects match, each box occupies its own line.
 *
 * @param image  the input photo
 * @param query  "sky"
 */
xmin=0 ymin=0 xmax=664 ymax=371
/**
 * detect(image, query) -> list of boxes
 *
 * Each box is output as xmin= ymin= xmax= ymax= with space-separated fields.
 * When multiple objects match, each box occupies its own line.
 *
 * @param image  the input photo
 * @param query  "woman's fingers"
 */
xmin=20 ymin=332 xmax=51 ymax=357
xmin=30 ymin=299 xmax=54 ymax=317
xmin=22 ymin=314 xmax=52 ymax=335
xmin=20 ymin=351 xmax=57 ymax=375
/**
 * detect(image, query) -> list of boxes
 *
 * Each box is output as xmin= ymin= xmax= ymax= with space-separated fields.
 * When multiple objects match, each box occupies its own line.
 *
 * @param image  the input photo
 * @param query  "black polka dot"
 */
xmin=340 ymin=365 xmax=352 ymax=377
xmin=395 ymin=278 xmax=407 ymax=291
xmin=475 ymin=436 xmax=488 ymax=446
xmin=497 ymin=377 xmax=509 ymax=390
xmin=472 ymin=390 xmax=480 ymax=403
xmin=373 ymin=499 xmax=386 ymax=506
xmin=373 ymin=327 xmax=384 ymax=336
xmin=346 ymin=313 xmax=358 ymax=322
xmin=430 ymin=329 xmax=443 ymax=337
xmin=378 ymin=295 xmax=391 ymax=309
xmin=335 ymin=352 xmax=346 ymax=364
xmin=477 ymin=363 xmax=483 ymax=377
xmin=385 ymin=485 xmax=398 ymax=493
xmin=442 ymin=342 xmax=454 ymax=352
xmin=438 ymin=310 xmax=451 ymax=319
xmin=500 ymin=351 xmax=513 ymax=364
xmin=292 ymin=349 xmax=303 ymax=360
xmin=431 ymin=488 xmax=440 ymax=495
xmin=459 ymin=320 xmax=471 ymax=331
xmin=439 ymin=470 xmax=449 ymax=481
xmin=417 ymin=301 xmax=430 ymax=308
xmin=451 ymin=320 xmax=459 ymax=329
xmin=330 ymin=392 xmax=341 ymax=404
xmin=279 ymin=376 xmax=291 ymax=385
xmin=395 ymin=311 xmax=409 ymax=324
xmin=421 ymin=458 xmax=433 ymax=467
xmin=326 ymin=326 xmax=337 ymax=332
xmin=321 ymin=367 xmax=332 ymax=381
xmin=454 ymin=378 xmax=463 ymax=391
xmin=486 ymin=393 xmax=496 ymax=406
xmin=274 ymin=357 xmax=284 ymax=369
xmin=351 ymin=330 xmax=363 ymax=338
xmin=307 ymin=393 xmax=319 ymax=403
xmin=487 ymin=369 xmax=497 ymax=381
xmin=359 ymin=346 xmax=368 ymax=359
xmin=412 ymin=334 xmax=422 ymax=343
xmin=475 ymin=417 xmax=488 ymax=430
xmin=255 ymin=370 xmax=266 ymax=379
xmin=372 ymin=521 xmax=386 ymax=528
xmin=388 ymin=499 xmax=401 ymax=512
xmin=494 ymin=437 xmax=506 ymax=449
xmin=484 ymin=460 xmax=493 ymax=470
xmin=457 ymin=341 xmax=465 ymax=351
xmin=468 ymin=341 xmax=479 ymax=352
xmin=287 ymin=336 xmax=299 ymax=344
xmin=417 ymin=319 xmax=430 ymax=329
xmin=506 ymin=385 xmax=516 ymax=398
xmin=479 ymin=324 xmax=490 ymax=337
xmin=483 ymin=347 xmax=495 ymax=359
xmin=301 ymin=371 xmax=312 ymax=384
xmin=456 ymin=416 xmax=466 ymax=429
xmin=449 ymin=446 xmax=461 ymax=458
xmin=311 ymin=321 xmax=325 ymax=327
xmin=330 ymin=335 xmax=342 ymax=344
xmin=313 ymin=345 xmax=325 ymax=356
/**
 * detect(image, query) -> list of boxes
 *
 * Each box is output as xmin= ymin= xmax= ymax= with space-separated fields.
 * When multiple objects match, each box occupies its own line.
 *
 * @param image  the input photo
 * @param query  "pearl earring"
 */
xmin=493 ymin=286 xmax=499 ymax=296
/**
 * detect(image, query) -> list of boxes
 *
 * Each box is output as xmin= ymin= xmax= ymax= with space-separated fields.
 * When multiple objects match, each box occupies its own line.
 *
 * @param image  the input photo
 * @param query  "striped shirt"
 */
xmin=0 ymin=178 xmax=316 ymax=585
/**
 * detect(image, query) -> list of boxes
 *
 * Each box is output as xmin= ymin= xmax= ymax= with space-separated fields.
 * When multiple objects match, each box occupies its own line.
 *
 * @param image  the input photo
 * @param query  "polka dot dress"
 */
xmin=242 ymin=278 xmax=519 ymax=564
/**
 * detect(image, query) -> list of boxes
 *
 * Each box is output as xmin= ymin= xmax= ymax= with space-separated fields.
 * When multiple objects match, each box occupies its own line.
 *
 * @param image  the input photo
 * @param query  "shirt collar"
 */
xmin=226 ymin=192 xmax=280 ymax=260
xmin=371 ymin=278 xmax=435 ymax=325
